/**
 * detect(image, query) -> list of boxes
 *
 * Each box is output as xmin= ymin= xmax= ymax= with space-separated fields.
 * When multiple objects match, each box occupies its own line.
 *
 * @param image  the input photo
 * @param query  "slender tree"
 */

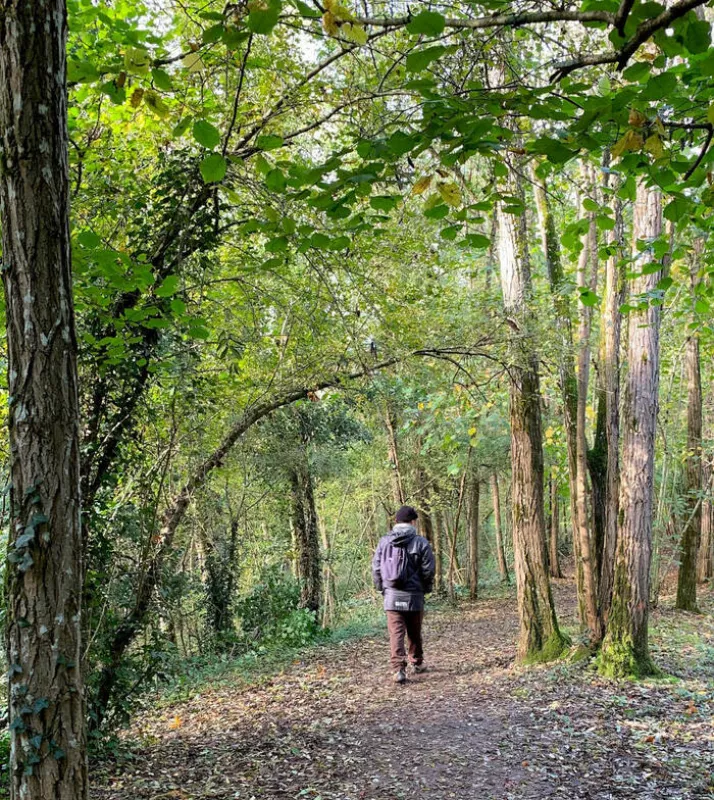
xmin=491 ymin=474 xmax=510 ymax=584
xmin=0 ymin=1 xmax=88 ymax=796
xmin=549 ymin=477 xmax=563 ymax=579
xmin=600 ymin=181 xmax=663 ymax=678
xmin=468 ymin=475 xmax=480 ymax=600
xmin=676 ymin=242 xmax=703 ymax=611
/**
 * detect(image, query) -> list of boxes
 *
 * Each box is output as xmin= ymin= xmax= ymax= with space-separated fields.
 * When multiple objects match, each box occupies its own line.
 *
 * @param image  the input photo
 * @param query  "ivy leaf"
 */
xmin=193 ymin=120 xmax=221 ymax=150
xmin=406 ymin=46 xmax=447 ymax=73
xmin=406 ymin=11 xmax=446 ymax=36
xmin=200 ymin=153 xmax=228 ymax=184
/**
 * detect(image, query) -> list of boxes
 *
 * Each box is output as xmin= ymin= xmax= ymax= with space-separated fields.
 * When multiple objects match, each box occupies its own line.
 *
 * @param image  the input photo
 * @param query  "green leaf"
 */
xmin=156 ymin=275 xmax=180 ymax=297
xmin=406 ymin=46 xmax=447 ymax=73
xmin=202 ymin=23 xmax=224 ymax=43
xmin=406 ymin=11 xmax=446 ymax=35
xmin=255 ymin=134 xmax=284 ymax=151
xmin=685 ymin=19 xmax=711 ymax=55
xmin=292 ymin=0 xmax=321 ymax=17
xmin=462 ymin=233 xmax=490 ymax=249
xmin=663 ymin=196 xmax=690 ymax=222
xmin=695 ymin=298 xmax=710 ymax=314
xmin=370 ymin=196 xmax=399 ymax=212
xmin=583 ymin=198 xmax=599 ymax=212
xmin=193 ymin=120 xmax=221 ymax=150
xmin=579 ymin=287 xmax=600 ymax=307
xmin=151 ymin=68 xmax=174 ymax=91
xmin=387 ymin=130 xmax=419 ymax=156
xmin=200 ymin=153 xmax=228 ymax=183
xmin=266 ymin=169 xmax=286 ymax=191
xmin=78 ymin=231 xmax=102 ymax=249
xmin=265 ymin=236 xmax=289 ymax=253
xmin=173 ymin=117 xmax=191 ymax=138
xmin=247 ymin=0 xmax=281 ymax=34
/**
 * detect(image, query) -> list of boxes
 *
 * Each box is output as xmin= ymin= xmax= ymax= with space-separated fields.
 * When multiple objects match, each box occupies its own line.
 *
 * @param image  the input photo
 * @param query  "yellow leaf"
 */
xmin=437 ymin=181 xmax=461 ymax=207
xmin=654 ymin=116 xmax=665 ymax=136
xmin=628 ymin=109 xmax=647 ymax=127
xmin=412 ymin=175 xmax=433 ymax=195
xmin=324 ymin=0 xmax=353 ymax=21
xmin=611 ymin=129 xmax=643 ymax=159
xmin=124 ymin=46 xmax=150 ymax=76
xmin=169 ymin=716 xmax=182 ymax=730
xmin=183 ymin=52 xmax=205 ymax=73
xmin=143 ymin=89 xmax=169 ymax=120
xmin=322 ymin=11 xmax=339 ymax=37
xmin=129 ymin=88 xmax=144 ymax=109
xmin=468 ymin=427 xmax=477 ymax=436
xmin=341 ymin=22 xmax=368 ymax=45
xmin=418 ymin=402 xmax=425 ymax=410
xmin=644 ymin=134 xmax=664 ymax=160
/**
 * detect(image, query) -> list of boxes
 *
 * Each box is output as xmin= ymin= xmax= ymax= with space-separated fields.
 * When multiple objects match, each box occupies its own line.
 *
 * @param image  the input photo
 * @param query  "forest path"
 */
xmin=94 ymin=585 xmax=714 ymax=800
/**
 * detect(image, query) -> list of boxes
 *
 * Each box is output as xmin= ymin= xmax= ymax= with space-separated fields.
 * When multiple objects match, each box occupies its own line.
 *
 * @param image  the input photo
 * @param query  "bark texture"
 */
xmin=600 ymin=182 xmax=662 ymax=678
xmin=0 ymin=1 xmax=88 ymax=796
xmin=291 ymin=455 xmax=322 ymax=614
xmin=498 ymin=171 xmax=566 ymax=662
xmin=468 ymin=476 xmax=480 ymax=601
xmin=675 ymin=331 xmax=702 ymax=611
xmin=598 ymin=195 xmax=625 ymax=627
xmin=491 ymin=474 xmax=510 ymax=583
xmin=549 ymin=478 xmax=563 ymax=579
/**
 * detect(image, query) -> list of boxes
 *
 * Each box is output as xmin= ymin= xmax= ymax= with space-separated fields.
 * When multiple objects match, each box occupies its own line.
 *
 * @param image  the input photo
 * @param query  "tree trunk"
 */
xmin=600 ymin=181 xmax=662 ymax=678
xmin=320 ymin=518 xmax=337 ymax=627
xmin=549 ymin=478 xmax=563 ymax=579
xmin=468 ymin=476 xmax=480 ymax=600
xmin=533 ymin=173 xmax=580 ymax=591
xmin=290 ymin=455 xmax=321 ymax=615
xmin=676 ymin=251 xmax=703 ymax=611
xmin=498 ymin=166 xmax=567 ymax=662
xmin=432 ymin=508 xmax=444 ymax=593
xmin=384 ymin=403 xmax=405 ymax=508
xmin=0 ymin=3 xmax=88 ymax=797
xmin=491 ymin=474 xmax=510 ymax=583
xmin=599 ymin=195 xmax=626 ymax=628
xmin=573 ymin=167 xmax=601 ymax=643
xmin=698 ymin=460 xmax=713 ymax=582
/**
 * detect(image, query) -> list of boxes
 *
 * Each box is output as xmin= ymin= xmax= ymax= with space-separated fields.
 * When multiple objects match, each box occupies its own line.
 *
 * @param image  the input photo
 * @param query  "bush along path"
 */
xmin=93 ymin=585 xmax=714 ymax=800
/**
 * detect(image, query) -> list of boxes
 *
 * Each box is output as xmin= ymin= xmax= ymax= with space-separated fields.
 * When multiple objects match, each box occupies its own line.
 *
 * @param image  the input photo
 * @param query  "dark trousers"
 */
xmin=386 ymin=610 xmax=424 ymax=670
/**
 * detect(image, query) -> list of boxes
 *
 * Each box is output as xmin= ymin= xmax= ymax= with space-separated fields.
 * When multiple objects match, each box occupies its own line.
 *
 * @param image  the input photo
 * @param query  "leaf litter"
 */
xmin=93 ymin=584 xmax=714 ymax=799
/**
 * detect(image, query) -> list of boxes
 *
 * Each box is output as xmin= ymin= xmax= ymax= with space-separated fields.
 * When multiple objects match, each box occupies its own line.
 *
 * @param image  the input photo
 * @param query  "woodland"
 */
xmin=0 ymin=0 xmax=713 ymax=797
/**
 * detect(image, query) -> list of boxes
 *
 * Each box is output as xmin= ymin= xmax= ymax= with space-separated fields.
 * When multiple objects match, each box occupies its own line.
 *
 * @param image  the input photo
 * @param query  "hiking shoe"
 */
xmin=394 ymin=669 xmax=407 ymax=684
xmin=412 ymin=663 xmax=427 ymax=674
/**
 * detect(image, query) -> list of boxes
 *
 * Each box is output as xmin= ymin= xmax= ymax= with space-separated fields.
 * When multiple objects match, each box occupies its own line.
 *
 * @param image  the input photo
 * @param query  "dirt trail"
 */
xmin=93 ymin=585 xmax=714 ymax=800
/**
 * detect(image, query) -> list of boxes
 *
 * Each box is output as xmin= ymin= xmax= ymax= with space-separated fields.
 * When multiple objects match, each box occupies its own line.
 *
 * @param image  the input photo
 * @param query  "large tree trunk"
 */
xmin=598 ymin=195 xmax=626 ymax=628
xmin=600 ymin=181 xmax=662 ymax=678
xmin=498 ymin=168 xmax=567 ymax=663
xmin=549 ymin=477 xmax=563 ymax=579
xmin=468 ymin=475 xmax=480 ymax=601
xmin=491 ymin=474 xmax=510 ymax=583
xmin=573 ymin=166 xmax=601 ymax=643
xmin=291 ymin=454 xmax=322 ymax=615
xmin=676 ymin=248 xmax=703 ymax=611
xmin=0 ymin=2 xmax=88 ymax=797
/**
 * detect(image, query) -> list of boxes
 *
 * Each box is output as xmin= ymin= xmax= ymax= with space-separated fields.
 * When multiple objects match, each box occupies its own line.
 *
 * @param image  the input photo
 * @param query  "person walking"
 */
xmin=372 ymin=505 xmax=436 ymax=684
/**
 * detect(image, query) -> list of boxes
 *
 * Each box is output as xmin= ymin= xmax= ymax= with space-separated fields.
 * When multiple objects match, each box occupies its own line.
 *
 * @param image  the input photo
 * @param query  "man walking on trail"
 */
xmin=372 ymin=505 xmax=436 ymax=684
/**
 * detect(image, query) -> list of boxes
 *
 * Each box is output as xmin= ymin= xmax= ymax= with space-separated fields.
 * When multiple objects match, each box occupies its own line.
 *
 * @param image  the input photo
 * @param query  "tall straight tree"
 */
xmin=676 ymin=241 xmax=704 ymax=611
xmin=0 ymin=0 xmax=88 ymax=797
xmin=497 ymin=163 xmax=567 ymax=662
xmin=600 ymin=181 xmax=663 ymax=678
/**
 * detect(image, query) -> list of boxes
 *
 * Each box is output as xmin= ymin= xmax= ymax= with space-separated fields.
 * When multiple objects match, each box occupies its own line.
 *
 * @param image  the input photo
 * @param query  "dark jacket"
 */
xmin=372 ymin=523 xmax=436 ymax=612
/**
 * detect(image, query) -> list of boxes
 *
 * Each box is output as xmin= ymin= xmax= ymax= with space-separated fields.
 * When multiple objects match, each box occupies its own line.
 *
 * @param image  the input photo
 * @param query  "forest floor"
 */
xmin=93 ymin=583 xmax=714 ymax=800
